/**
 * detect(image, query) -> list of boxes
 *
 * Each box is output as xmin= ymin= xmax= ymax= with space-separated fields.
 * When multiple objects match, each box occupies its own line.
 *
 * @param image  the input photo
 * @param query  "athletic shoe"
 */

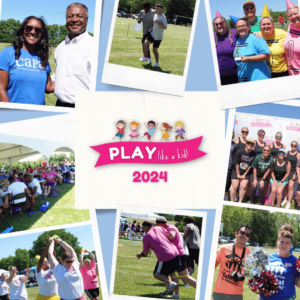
xmin=148 ymin=58 xmax=153 ymax=64
xmin=234 ymin=195 xmax=239 ymax=202
xmin=159 ymin=291 xmax=168 ymax=296
xmin=154 ymin=62 xmax=160 ymax=67
xmin=189 ymin=267 xmax=195 ymax=276
xmin=139 ymin=56 xmax=148 ymax=62
xmin=166 ymin=282 xmax=178 ymax=295
xmin=43 ymin=194 xmax=48 ymax=199
xmin=183 ymin=284 xmax=189 ymax=287
xmin=286 ymin=202 xmax=291 ymax=209
xmin=170 ymin=295 xmax=180 ymax=299
xmin=281 ymin=199 xmax=288 ymax=207
xmin=224 ymin=195 xmax=228 ymax=201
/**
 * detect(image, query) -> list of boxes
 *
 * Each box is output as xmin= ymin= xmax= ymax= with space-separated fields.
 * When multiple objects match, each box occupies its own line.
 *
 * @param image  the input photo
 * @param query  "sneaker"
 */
xmin=171 ymin=295 xmax=180 ymax=299
xmin=224 ymin=195 xmax=228 ymax=201
xmin=286 ymin=202 xmax=291 ymax=209
xmin=183 ymin=283 xmax=189 ymax=287
xmin=234 ymin=195 xmax=239 ymax=202
xmin=139 ymin=56 xmax=148 ymax=62
xmin=281 ymin=199 xmax=288 ymax=207
xmin=189 ymin=267 xmax=195 ymax=276
xmin=166 ymin=282 xmax=178 ymax=295
xmin=160 ymin=291 xmax=168 ymax=296
xmin=154 ymin=62 xmax=160 ymax=67
xmin=148 ymin=58 xmax=152 ymax=64
xmin=43 ymin=194 xmax=48 ymax=199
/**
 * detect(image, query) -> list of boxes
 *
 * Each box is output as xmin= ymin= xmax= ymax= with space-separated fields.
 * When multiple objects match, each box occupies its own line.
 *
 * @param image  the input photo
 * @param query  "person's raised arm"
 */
xmin=87 ymin=250 xmax=96 ymax=264
xmin=0 ymin=70 xmax=10 ymax=103
xmin=22 ymin=268 xmax=30 ymax=282
xmin=7 ymin=267 xmax=17 ymax=284
xmin=55 ymin=238 xmax=78 ymax=262
xmin=80 ymin=251 xmax=84 ymax=268
xmin=48 ymin=238 xmax=59 ymax=269
xmin=37 ymin=238 xmax=50 ymax=273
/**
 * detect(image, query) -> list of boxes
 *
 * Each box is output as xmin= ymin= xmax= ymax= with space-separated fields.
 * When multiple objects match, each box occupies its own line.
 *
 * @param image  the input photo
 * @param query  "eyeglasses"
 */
xmin=239 ymin=231 xmax=251 ymax=237
xmin=214 ymin=21 xmax=224 ymax=27
xmin=259 ymin=134 xmax=265 ymax=137
xmin=246 ymin=142 xmax=254 ymax=146
xmin=276 ymin=136 xmax=282 ymax=139
xmin=244 ymin=6 xmax=255 ymax=11
xmin=242 ymin=131 xmax=249 ymax=134
xmin=64 ymin=260 xmax=74 ymax=264
xmin=291 ymin=144 xmax=297 ymax=147
xmin=237 ymin=25 xmax=247 ymax=29
xmin=278 ymin=152 xmax=285 ymax=156
xmin=263 ymin=149 xmax=270 ymax=152
xmin=24 ymin=25 xmax=43 ymax=35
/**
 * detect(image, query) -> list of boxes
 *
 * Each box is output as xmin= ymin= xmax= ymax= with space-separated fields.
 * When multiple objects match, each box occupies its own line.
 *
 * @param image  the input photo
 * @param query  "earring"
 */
xmin=21 ymin=36 xmax=24 ymax=41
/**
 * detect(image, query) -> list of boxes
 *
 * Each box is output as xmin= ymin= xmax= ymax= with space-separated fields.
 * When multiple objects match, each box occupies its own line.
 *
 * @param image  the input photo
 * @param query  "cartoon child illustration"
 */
xmin=113 ymin=120 xmax=127 ymax=142
xmin=142 ymin=120 xmax=158 ymax=142
xmin=160 ymin=123 xmax=172 ymax=142
xmin=175 ymin=121 xmax=186 ymax=141
xmin=129 ymin=121 xmax=140 ymax=141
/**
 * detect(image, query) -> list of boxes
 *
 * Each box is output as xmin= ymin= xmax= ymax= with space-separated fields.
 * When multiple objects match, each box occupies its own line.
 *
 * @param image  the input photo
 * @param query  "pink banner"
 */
xmin=286 ymin=126 xmax=300 ymax=132
xmin=90 ymin=137 xmax=206 ymax=167
xmin=251 ymin=122 xmax=272 ymax=127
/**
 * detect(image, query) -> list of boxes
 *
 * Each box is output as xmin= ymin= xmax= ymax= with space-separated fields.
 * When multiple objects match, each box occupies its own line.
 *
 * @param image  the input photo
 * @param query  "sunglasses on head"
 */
xmin=242 ymin=131 xmax=248 ymax=134
xmin=246 ymin=142 xmax=254 ymax=146
xmin=25 ymin=25 xmax=43 ymax=35
xmin=244 ymin=6 xmax=254 ymax=11
xmin=276 ymin=136 xmax=282 ymax=139
xmin=214 ymin=21 xmax=224 ymax=26
xmin=239 ymin=231 xmax=251 ymax=237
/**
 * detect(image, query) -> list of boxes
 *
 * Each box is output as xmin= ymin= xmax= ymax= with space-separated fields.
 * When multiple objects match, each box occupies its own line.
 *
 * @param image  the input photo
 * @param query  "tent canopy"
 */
xmin=0 ymin=269 xmax=9 ymax=276
xmin=0 ymin=114 xmax=74 ymax=164
xmin=121 ymin=211 xmax=160 ymax=220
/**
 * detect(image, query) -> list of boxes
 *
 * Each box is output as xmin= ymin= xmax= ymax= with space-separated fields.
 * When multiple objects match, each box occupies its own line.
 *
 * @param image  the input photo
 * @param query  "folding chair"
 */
xmin=11 ymin=192 xmax=28 ymax=221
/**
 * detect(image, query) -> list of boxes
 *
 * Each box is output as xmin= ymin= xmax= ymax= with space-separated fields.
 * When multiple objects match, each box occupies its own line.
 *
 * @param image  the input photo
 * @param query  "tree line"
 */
xmin=0 ymin=229 xmax=96 ymax=271
xmin=222 ymin=206 xmax=300 ymax=247
xmin=0 ymin=19 xmax=93 ymax=47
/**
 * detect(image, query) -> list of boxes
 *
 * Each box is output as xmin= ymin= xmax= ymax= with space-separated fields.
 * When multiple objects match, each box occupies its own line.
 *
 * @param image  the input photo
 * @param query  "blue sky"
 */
xmin=209 ymin=0 xmax=294 ymax=20
xmin=0 ymin=0 xmax=96 ymax=33
xmin=0 ymin=224 xmax=95 ymax=261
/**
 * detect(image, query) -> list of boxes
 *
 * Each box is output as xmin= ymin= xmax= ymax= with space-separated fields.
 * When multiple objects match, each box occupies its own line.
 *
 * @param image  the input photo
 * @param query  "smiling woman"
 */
xmin=0 ymin=16 xmax=54 ymax=105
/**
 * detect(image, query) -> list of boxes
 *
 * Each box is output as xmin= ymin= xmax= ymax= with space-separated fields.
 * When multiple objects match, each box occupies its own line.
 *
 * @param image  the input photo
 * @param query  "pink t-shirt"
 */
xmin=80 ymin=261 xmax=99 ymax=290
xmin=143 ymin=227 xmax=179 ymax=262
xmin=284 ymin=23 xmax=300 ymax=75
xmin=165 ymin=225 xmax=186 ymax=256
xmin=43 ymin=171 xmax=58 ymax=183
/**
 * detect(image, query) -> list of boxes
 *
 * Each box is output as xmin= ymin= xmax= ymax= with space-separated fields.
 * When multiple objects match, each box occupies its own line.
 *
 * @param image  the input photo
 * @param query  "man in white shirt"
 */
xmin=24 ymin=174 xmax=43 ymax=210
xmin=7 ymin=176 xmax=30 ymax=217
xmin=143 ymin=4 xmax=167 ymax=67
xmin=54 ymin=2 xmax=94 ymax=108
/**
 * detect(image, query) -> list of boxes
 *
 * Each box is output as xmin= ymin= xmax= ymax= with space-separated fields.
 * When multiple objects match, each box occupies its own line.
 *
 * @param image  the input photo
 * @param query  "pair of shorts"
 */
xmin=0 ymin=295 xmax=9 ymax=300
xmin=231 ymin=168 xmax=250 ymax=180
xmin=85 ymin=288 xmax=99 ymax=300
xmin=34 ymin=293 xmax=60 ymax=300
xmin=289 ymin=172 xmax=297 ymax=181
xmin=270 ymin=177 xmax=289 ymax=187
xmin=178 ymin=254 xmax=188 ymax=272
xmin=153 ymin=255 xmax=180 ymax=276
xmin=212 ymin=293 xmax=243 ymax=300
xmin=146 ymin=34 xmax=162 ymax=48
xmin=45 ymin=182 xmax=55 ymax=187
xmin=142 ymin=33 xmax=150 ymax=42
xmin=116 ymin=133 xmax=124 ymax=138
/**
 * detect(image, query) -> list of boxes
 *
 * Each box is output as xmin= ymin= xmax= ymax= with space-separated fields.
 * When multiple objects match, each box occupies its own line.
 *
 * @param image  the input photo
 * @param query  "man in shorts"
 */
xmin=213 ymin=224 xmax=252 ymax=300
xmin=138 ymin=2 xmax=156 ymax=62
xmin=143 ymin=4 xmax=167 ymax=67
xmin=156 ymin=217 xmax=197 ymax=291
xmin=24 ymin=174 xmax=43 ymax=209
xmin=136 ymin=220 xmax=180 ymax=296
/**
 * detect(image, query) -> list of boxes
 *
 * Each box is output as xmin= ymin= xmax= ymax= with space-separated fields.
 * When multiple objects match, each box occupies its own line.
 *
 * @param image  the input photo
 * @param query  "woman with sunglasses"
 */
xmin=230 ymin=139 xmax=256 ymax=202
xmin=281 ymin=141 xmax=300 ymax=209
xmin=250 ymin=145 xmax=274 ymax=205
xmin=48 ymin=237 xmax=87 ymax=300
xmin=234 ymin=17 xmax=271 ymax=83
xmin=260 ymin=224 xmax=300 ymax=300
xmin=0 ymin=273 xmax=9 ymax=300
xmin=35 ymin=238 xmax=59 ymax=300
xmin=270 ymin=132 xmax=286 ymax=158
xmin=233 ymin=127 xmax=249 ymax=150
xmin=0 ymin=16 xmax=54 ymax=105
xmin=270 ymin=149 xmax=291 ymax=208
xmin=7 ymin=266 xmax=30 ymax=300
xmin=254 ymin=129 xmax=266 ymax=156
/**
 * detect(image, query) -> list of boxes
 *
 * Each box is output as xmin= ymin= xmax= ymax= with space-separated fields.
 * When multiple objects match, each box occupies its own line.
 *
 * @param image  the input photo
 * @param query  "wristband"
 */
xmin=140 ymin=252 xmax=146 ymax=257
xmin=280 ymin=180 xmax=283 ymax=183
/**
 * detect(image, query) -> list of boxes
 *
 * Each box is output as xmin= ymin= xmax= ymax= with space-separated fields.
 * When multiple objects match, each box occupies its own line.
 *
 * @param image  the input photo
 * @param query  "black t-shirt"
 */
xmin=233 ymin=148 xmax=256 ymax=175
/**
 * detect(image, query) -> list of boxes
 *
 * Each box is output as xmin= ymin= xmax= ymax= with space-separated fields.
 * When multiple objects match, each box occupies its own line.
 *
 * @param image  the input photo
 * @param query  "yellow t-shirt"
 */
xmin=260 ymin=29 xmax=288 ymax=73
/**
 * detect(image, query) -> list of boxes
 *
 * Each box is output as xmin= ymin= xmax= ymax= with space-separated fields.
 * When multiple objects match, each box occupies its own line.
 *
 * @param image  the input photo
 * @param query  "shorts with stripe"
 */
xmin=153 ymin=255 xmax=180 ymax=276
xmin=85 ymin=288 xmax=99 ymax=300
xmin=177 ymin=254 xmax=188 ymax=272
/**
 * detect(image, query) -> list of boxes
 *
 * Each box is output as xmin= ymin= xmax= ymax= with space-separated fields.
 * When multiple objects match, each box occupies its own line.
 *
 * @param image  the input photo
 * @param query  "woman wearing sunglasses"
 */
xmin=6 ymin=266 xmax=30 ymax=300
xmin=270 ymin=149 xmax=291 ymax=208
xmin=281 ymin=141 xmax=300 ymax=209
xmin=260 ymin=224 xmax=300 ymax=300
xmin=250 ymin=145 xmax=274 ymax=205
xmin=48 ymin=237 xmax=87 ymax=300
xmin=234 ymin=17 xmax=271 ymax=83
xmin=270 ymin=132 xmax=286 ymax=158
xmin=35 ymin=238 xmax=59 ymax=300
xmin=254 ymin=129 xmax=266 ymax=155
xmin=213 ymin=12 xmax=239 ymax=85
xmin=0 ymin=16 xmax=54 ymax=105
xmin=233 ymin=127 xmax=249 ymax=150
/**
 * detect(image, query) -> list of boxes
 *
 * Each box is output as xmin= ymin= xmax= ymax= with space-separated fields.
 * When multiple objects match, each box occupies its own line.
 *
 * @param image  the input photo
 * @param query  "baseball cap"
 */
xmin=243 ymin=1 xmax=255 ymax=8
xmin=278 ymin=148 xmax=286 ymax=154
xmin=247 ymin=138 xmax=255 ymax=143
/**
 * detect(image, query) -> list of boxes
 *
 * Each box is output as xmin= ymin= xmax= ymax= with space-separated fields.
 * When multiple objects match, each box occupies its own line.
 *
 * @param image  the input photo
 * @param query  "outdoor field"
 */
xmin=0 ymin=182 xmax=90 ymax=234
xmin=212 ymin=245 xmax=300 ymax=299
xmin=114 ymin=235 xmax=198 ymax=299
xmin=108 ymin=18 xmax=191 ymax=76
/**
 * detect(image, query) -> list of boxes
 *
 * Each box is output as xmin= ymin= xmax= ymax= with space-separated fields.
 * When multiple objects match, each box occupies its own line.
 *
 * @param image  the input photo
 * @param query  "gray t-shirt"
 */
xmin=151 ymin=13 xmax=168 ymax=41
xmin=138 ymin=9 xmax=156 ymax=35
xmin=186 ymin=223 xmax=201 ymax=249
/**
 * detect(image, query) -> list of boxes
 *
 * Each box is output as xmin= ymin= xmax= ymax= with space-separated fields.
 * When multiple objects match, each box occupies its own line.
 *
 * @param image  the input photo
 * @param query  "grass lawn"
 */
xmin=211 ymin=245 xmax=300 ymax=300
xmin=0 ymin=183 xmax=90 ymax=234
xmin=122 ymin=217 xmax=177 ymax=226
xmin=113 ymin=237 xmax=197 ymax=299
xmin=109 ymin=18 xmax=191 ymax=76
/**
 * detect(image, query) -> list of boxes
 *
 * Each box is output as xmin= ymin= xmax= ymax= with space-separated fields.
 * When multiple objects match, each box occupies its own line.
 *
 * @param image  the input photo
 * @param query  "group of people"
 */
xmin=137 ymin=2 xmax=168 ymax=68
xmin=0 ymin=160 xmax=75 ymax=218
xmin=214 ymin=0 xmax=300 ymax=85
xmin=226 ymin=127 xmax=300 ymax=209
xmin=0 ymin=237 xmax=100 ymax=300
xmin=113 ymin=120 xmax=187 ymax=142
xmin=213 ymin=224 xmax=300 ymax=300
xmin=136 ymin=216 xmax=201 ymax=298
xmin=0 ymin=2 xmax=94 ymax=107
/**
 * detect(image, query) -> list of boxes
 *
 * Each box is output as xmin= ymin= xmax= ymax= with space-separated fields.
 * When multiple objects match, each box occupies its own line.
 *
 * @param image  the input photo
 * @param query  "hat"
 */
xmin=261 ymin=4 xmax=271 ymax=17
xmin=278 ymin=148 xmax=286 ymax=154
xmin=286 ymin=0 xmax=296 ymax=9
xmin=229 ymin=15 xmax=240 ymax=25
xmin=215 ymin=11 xmax=222 ymax=18
xmin=243 ymin=0 xmax=255 ymax=8
xmin=247 ymin=138 xmax=255 ymax=144
xmin=156 ymin=216 xmax=167 ymax=223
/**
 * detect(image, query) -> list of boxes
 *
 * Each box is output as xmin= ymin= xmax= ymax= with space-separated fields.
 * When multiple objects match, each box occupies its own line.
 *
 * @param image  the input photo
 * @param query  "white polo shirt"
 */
xmin=54 ymin=31 xmax=94 ymax=104
xmin=8 ymin=182 xmax=27 ymax=204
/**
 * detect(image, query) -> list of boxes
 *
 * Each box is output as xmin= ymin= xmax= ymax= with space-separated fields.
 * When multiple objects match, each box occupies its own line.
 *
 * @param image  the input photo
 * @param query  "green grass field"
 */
xmin=108 ymin=18 xmax=191 ymax=76
xmin=0 ymin=42 xmax=57 ymax=106
xmin=212 ymin=245 xmax=300 ymax=300
xmin=0 ymin=182 xmax=90 ymax=234
xmin=113 ymin=237 xmax=197 ymax=299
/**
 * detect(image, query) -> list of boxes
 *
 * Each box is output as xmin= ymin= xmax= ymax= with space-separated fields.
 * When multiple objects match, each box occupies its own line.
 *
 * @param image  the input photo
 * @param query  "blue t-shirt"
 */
xmin=148 ymin=128 xmax=155 ymax=136
xmin=261 ymin=253 xmax=298 ymax=300
xmin=233 ymin=34 xmax=271 ymax=82
xmin=0 ymin=46 xmax=51 ymax=105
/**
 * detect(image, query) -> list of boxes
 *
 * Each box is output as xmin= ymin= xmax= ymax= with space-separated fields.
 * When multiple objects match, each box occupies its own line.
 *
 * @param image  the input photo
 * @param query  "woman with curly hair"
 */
xmin=0 ymin=16 xmax=54 ymax=105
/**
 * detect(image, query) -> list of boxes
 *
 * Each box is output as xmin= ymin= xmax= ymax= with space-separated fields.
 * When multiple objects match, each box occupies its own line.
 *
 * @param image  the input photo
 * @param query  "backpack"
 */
xmin=39 ymin=202 xmax=50 ymax=212
xmin=49 ymin=186 xmax=59 ymax=197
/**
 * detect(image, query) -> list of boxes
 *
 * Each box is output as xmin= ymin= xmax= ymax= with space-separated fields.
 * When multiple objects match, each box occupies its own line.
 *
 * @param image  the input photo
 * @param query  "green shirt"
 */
xmin=251 ymin=153 xmax=274 ymax=177
xmin=249 ymin=16 xmax=261 ymax=33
